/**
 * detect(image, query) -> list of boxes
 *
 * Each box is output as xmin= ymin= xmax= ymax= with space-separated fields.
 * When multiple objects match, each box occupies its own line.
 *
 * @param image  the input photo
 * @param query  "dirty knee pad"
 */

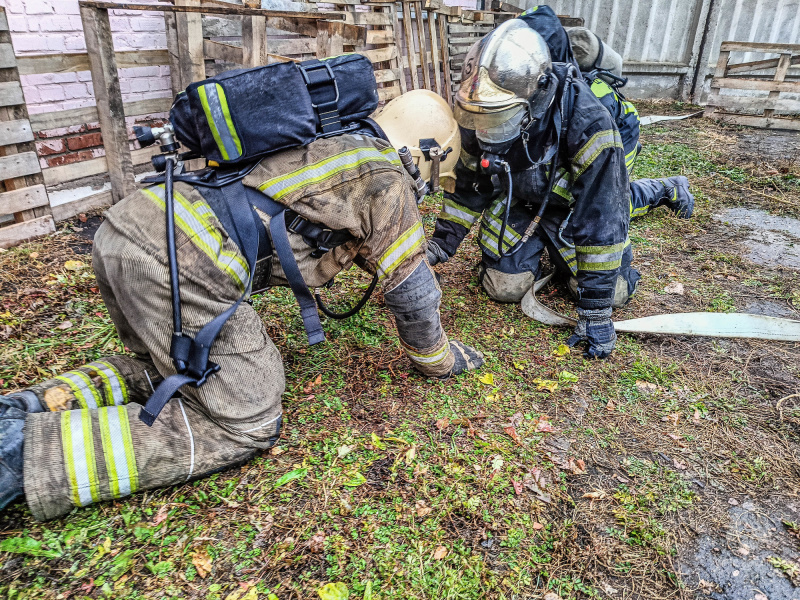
xmin=479 ymin=265 xmax=536 ymax=303
xmin=613 ymin=267 xmax=641 ymax=308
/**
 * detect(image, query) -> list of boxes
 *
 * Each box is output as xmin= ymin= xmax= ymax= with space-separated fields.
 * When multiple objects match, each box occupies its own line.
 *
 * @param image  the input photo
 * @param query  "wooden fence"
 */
xmin=705 ymin=41 xmax=800 ymax=131
xmin=0 ymin=6 xmax=55 ymax=249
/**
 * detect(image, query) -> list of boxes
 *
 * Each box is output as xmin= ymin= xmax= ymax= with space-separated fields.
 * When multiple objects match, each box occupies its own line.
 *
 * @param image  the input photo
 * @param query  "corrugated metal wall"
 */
xmin=505 ymin=0 xmax=800 ymax=101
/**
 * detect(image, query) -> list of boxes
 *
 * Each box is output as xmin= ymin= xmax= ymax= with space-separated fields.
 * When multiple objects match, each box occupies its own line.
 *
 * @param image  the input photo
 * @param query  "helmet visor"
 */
xmin=475 ymin=105 xmax=527 ymax=144
xmin=453 ymin=101 xmax=527 ymax=132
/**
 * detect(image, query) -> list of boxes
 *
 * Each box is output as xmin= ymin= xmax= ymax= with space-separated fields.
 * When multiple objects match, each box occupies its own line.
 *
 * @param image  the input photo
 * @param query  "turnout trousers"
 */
xmin=22 ymin=219 xmax=284 ymax=521
xmin=478 ymin=198 xmax=640 ymax=306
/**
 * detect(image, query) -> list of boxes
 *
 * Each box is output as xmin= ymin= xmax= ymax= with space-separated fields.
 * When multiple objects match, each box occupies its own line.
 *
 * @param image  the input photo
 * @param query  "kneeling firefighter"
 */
xmin=519 ymin=5 xmax=694 ymax=219
xmin=426 ymin=19 xmax=634 ymax=359
xmin=0 ymin=56 xmax=483 ymax=520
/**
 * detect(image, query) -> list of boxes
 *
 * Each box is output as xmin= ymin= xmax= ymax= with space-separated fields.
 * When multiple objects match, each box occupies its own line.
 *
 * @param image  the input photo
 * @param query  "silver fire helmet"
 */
xmin=454 ymin=19 xmax=553 ymax=135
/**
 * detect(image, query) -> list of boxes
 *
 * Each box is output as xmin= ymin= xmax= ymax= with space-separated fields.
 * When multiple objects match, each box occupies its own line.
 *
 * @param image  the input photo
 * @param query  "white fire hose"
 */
xmin=520 ymin=274 xmax=800 ymax=341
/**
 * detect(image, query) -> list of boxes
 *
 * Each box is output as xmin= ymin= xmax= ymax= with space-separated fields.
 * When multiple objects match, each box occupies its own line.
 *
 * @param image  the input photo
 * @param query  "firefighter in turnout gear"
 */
xmin=520 ymin=5 xmax=694 ymax=219
xmin=427 ymin=19 xmax=636 ymax=359
xmin=0 ymin=128 xmax=484 ymax=520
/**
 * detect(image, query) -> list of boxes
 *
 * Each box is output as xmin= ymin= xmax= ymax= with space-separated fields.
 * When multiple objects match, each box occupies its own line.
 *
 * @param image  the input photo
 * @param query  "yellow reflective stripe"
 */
xmin=61 ymin=410 xmax=100 ymax=507
xmin=551 ymin=168 xmax=574 ymax=203
xmin=198 ymin=84 xmax=228 ymax=161
xmin=198 ymin=83 xmax=242 ymax=161
xmin=99 ymin=406 xmax=138 ymax=498
xmin=377 ymin=221 xmax=424 ymax=280
xmin=479 ymin=197 xmax=521 ymax=257
xmin=94 ymin=361 xmax=128 ymax=406
xmin=440 ymin=198 xmax=480 ymax=229
xmin=215 ymin=85 xmax=242 ymax=157
xmin=258 ymin=146 xmax=401 ymax=200
xmin=402 ymin=339 xmax=450 ymax=366
xmin=573 ymin=129 xmax=624 ymax=179
xmin=55 ymin=371 xmax=102 ymax=410
xmin=631 ymin=204 xmax=650 ymax=218
xmin=144 ymin=186 xmax=250 ymax=291
xmin=576 ymin=241 xmax=627 ymax=255
xmin=576 ymin=240 xmax=628 ymax=271
xmin=460 ymin=146 xmax=479 ymax=172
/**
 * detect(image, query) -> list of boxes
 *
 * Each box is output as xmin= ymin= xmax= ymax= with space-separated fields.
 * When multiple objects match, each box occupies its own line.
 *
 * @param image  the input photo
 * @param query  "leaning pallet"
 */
xmin=705 ymin=41 xmax=800 ymax=131
xmin=0 ymin=6 xmax=56 ymax=249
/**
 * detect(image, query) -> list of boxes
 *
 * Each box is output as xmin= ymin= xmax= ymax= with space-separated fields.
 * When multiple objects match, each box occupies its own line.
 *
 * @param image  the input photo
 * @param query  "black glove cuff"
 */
xmin=576 ymin=286 xmax=614 ymax=310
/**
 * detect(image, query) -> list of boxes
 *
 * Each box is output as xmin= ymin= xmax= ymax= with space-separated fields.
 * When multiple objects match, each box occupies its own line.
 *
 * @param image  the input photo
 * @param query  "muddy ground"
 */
xmin=0 ymin=104 xmax=799 ymax=600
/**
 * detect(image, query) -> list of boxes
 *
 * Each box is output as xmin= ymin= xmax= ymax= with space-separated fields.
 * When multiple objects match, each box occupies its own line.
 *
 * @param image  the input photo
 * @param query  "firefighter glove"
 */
xmin=448 ymin=340 xmax=484 ymax=376
xmin=426 ymin=239 xmax=450 ymax=266
xmin=567 ymin=307 xmax=616 ymax=359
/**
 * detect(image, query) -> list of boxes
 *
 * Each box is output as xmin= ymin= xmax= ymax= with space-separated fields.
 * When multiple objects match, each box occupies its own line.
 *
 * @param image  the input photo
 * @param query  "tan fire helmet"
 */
xmin=373 ymin=89 xmax=461 ymax=192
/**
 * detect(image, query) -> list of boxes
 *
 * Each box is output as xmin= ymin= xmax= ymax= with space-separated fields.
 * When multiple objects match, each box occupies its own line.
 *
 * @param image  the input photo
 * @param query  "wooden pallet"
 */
xmin=705 ymin=41 xmax=800 ymax=131
xmin=0 ymin=7 xmax=55 ymax=249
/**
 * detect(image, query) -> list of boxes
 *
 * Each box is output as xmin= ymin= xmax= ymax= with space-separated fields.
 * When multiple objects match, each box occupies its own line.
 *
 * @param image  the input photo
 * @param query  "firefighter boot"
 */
xmin=658 ymin=176 xmax=694 ymax=219
xmin=0 ymin=398 xmax=27 ymax=510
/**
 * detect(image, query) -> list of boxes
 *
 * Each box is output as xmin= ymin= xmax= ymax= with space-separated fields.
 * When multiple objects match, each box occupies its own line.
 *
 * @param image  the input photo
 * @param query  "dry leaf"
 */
xmin=533 ymin=378 xmax=559 ymax=393
xmin=270 ymin=446 xmax=285 ymax=456
xmin=55 ymin=320 xmax=73 ymax=330
xmin=433 ymin=546 xmax=448 ymax=560
xmin=192 ymin=549 xmax=212 ymax=579
xmin=568 ymin=458 xmax=587 ymax=475
xmin=535 ymin=416 xmax=554 ymax=433
xmin=415 ymin=500 xmax=432 ymax=517
xmin=303 ymin=374 xmax=322 ymax=394
xmin=504 ymin=425 xmax=522 ymax=445
xmin=553 ymin=344 xmax=570 ymax=356
xmin=435 ymin=418 xmax=450 ymax=430
xmin=478 ymin=373 xmax=494 ymax=385
xmin=543 ymin=593 xmax=562 ymax=600
xmin=532 ymin=522 xmax=544 ymax=530
xmin=673 ymin=458 xmax=687 ymax=470
xmin=582 ymin=490 xmax=608 ymax=500
xmin=512 ymin=479 xmax=523 ymax=495
xmin=29 ymin=252 xmax=39 ymax=259
xmin=692 ymin=409 xmax=701 ymax=425
xmin=152 ymin=505 xmax=169 ymax=525
xmin=636 ymin=380 xmax=658 ymax=394
xmin=606 ymin=399 xmax=616 ymax=411
xmin=78 ymin=213 xmax=88 ymax=223
xmin=64 ymin=260 xmax=86 ymax=271
xmin=307 ymin=532 xmax=326 ymax=553
xmin=509 ymin=412 xmax=524 ymax=428
xmin=664 ymin=281 xmax=685 ymax=295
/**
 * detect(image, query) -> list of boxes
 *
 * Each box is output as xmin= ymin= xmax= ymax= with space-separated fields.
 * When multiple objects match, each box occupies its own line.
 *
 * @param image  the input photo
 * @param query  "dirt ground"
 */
xmin=1 ymin=104 xmax=799 ymax=600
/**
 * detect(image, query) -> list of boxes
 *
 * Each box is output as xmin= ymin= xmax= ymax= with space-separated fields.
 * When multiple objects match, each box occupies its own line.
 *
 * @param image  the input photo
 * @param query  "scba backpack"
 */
xmin=170 ymin=53 xmax=380 ymax=165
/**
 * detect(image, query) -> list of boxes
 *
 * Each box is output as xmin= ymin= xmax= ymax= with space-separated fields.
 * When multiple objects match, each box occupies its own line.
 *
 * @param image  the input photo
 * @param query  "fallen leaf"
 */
xmin=225 ymin=586 xmax=259 ymax=600
xmin=503 ymin=425 xmax=522 ymax=445
xmin=274 ymin=467 xmax=308 ymax=489
xmin=485 ymin=393 xmax=502 ymax=402
xmin=29 ymin=252 xmax=39 ymax=259
xmin=533 ymin=378 xmax=558 ymax=393
xmin=152 ymin=505 xmax=169 ymax=525
xmin=535 ymin=416 xmax=554 ymax=433
xmin=543 ymin=593 xmax=562 ymax=600
xmin=532 ymin=522 xmax=544 ymax=530
xmin=491 ymin=455 xmax=504 ymax=472
xmin=606 ymin=399 xmax=616 ymax=411
xmin=435 ymin=417 xmax=450 ymax=430
xmin=433 ymin=546 xmax=448 ymax=560
xmin=558 ymin=370 xmax=579 ymax=383
xmin=307 ymin=532 xmax=326 ymax=553
xmin=78 ymin=213 xmax=89 ymax=223
xmin=664 ymin=281 xmax=685 ymax=295
xmin=0 ymin=536 xmax=60 ymax=559
xmin=673 ymin=458 xmax=687 ymax=470
xmin=303 ymin=374 xmax=322 ymax=394
xmin=661 ymin=412 xmax=681 ymax=426
xmin=318 ymin=582 xmax=349 ymax=600
xmin=692 ymin=409 xmax=701 ymax=425
xmin=568 ymin=458 xmax=587 ymax=475
xmin=56 ymin=320 xmax=73 ymax=330
xmin=509 ymin=412 xmax=523 ymax=427
xmin=478 ymin=373 xmax=495 ymax=385
xmin=636 ymin=380 xmax=658 ymax=394
xmin=513 ymin=361 xmax=525 ymax=371
xmin=415 ymin=500 xmax=432 ymax=517
xmin=582 ymin=490 xmax=608 ymax=500
xmin=553 ymin=344 xmax=570 ymax=356
xmin=64 ymin=260 xmax=86 ymax=271
xmin=270 ymin=446 xmax=285 ymax=456
xmin=404 ymin=444 xmax=417 ymax=464
xmin=512 ymin=479 xmax=523 ymax=495
xmin=370 ymin=432 xmax=386 ymax=450
xmin=343 ymin=472 xmax=366 ymax=487
xmin=192 ymin=549 xmax=212 ymax=579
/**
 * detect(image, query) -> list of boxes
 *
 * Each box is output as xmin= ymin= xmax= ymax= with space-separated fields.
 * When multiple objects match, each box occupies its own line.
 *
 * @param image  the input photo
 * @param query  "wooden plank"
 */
xmin=727 ymin=55 xmax=800 ymax=76
xmin=0 ymin=215 xmax=55 ymax=249
xmin=378 ymin=84 xmax=401 ymax=102
xmin=710 ymin=112 xmax=800 ymax=131
xmin=0 ymin=119 xmax=33 ymax=146
xmin=720 ymin=41 xmax=800 ymax=54
xmin=164 ymin=11 xmax=183 ymax=98
xmin=80 ymin=4 xmax=136 ymax=203
xmin=708 ymin=93 xmax=800 ymax=114
xmin=0 ymin=152 xmax=40 ymax=181
xmin=764 ymin=53 xmax=792 ymax=118
xmin=79 ymin=1 xmax=344 ymax=20
xmin=704 ymin=50 xmax=730 ymax=118
xmin=374 ymin=68 xmax=401 ymax=83
xmin=271 ymin=37 xmax=316 ymax=56
xmin=401 ymin=3 xmax=418 ymax=89
xmin=16 ymin=50 xmax=169 ymax=76
xmin=711 ymin=77 xmax=800 ymax=93
xmin=367 ymin=29 xmax=394 ymax=45
xmin=0 ymin=10 xmax=8 ymax=32
xmin=439 ymin=8 xmax=451 ymax=106
xmin=204 ymin=39 xmax=244 ymax=63
xmin=361 ymin=46 xmax=398 ymax=63
xmin=414 ymin=2 xmax=431 ymax=90
xmin=42 ymin=145 xmax=159 ymax=187
xmin=427 ymin=9 xmax=441 ymax=94
xmin=29 ymin=96 xmax=171 ymax=133
xmin=448 ymin=24 xmax=491 ymax=34
xmin=387 ymin=4 xmax=407 ymax=94
xmin=52 ymin=190 xmax=112 ymax=222
xmin=176 ymin=0 xmax=206 ymax=87
xmin=351 ymin=12 xmax=391 ymax=26
xmin=0 ymin=43 xmax=14 ymax=69
xmin=267 ymin=16 xmax=318 ymax=38
xmin=0 ymin=185 xmax=48 ymax=215
xmin=242 ymin=15 xmax=267 ymax=67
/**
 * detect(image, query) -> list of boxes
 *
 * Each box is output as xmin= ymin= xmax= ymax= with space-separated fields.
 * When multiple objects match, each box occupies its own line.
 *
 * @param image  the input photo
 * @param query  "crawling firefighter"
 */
xmin=426 ymin=19 xmax=640 ymax=359
xmin=0 ymin=58 xmax=482 ymax=519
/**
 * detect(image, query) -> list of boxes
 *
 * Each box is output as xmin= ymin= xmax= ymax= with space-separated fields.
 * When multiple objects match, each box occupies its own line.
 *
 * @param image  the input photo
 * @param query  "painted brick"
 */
xmin=46 ymin=149 xmax=94 ymax=167
xmin=38 ymin=15 xmax=77 ymax=32
xmin=64 ymin=34 xmax=86 ymax=51
xmin=62 ymin=82 xmax=88 ymax=100
xmin=39 ymin=85 xmax=66 ymax=102
xmin=35 ymin=139 xmax=65 ymax=155
xmin=37 ymin=126 xmax=72 ymax=138
xmin=66 ymin=132 xmax=103 ymax=151
xmin=24 ymin=0 xmax=56 ymax=15
xmin=91 ymin=147 xmax=106 ymax=158
xmin=129 ymin=78 xmax=150 ymax=94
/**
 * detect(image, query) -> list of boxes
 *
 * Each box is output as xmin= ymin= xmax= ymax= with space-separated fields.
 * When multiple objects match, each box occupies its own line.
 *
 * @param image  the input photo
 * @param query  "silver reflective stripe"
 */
xmin=441 ymin=200 xmax=479 ymax=229
xmin=90 ymin=361 xmax=125 ymax=406
xmin=404 ymin=341 xmax=450 ymax=365
xmin=66 ymin=411 xmax=96 ymax=506
xmin=100 ymin=407 xmax=134 ymax=496
xmin=377 ymin=222 xmax=424 ymax=280
xmin=56 ymin=371 xmax=100 ymax=409
xmin=579 ymin=250 xmax=623 ymax=265
xmin=203 ymin=83 xmax=240 ymax=160
xmin=573 ymin=129 xmax=623 ymax=177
